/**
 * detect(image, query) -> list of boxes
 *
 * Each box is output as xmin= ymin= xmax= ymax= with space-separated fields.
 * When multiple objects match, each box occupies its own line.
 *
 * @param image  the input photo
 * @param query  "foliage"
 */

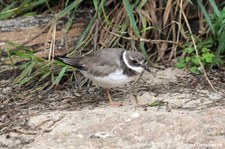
xmin=197 ymin=0 xmax=225 ymax=61
xmin=176 ymin=0 xmax=224 ymax=74
xmin=0 ymin=0 xmax=50 ymax=20
xmin=210 ymin=6 xmax=225 ymax=56
xmin=6 ymin=44 xmax=74 ymax=89
xmin=0 ymin=0 xmax=83 ymax=88
xmin=1 ymin=0 xmax=225 ymax=88
xmin=176 ymin=37 xmax=221 ymax=74
xmin=75 ymin=0 xmax=183 ymax=62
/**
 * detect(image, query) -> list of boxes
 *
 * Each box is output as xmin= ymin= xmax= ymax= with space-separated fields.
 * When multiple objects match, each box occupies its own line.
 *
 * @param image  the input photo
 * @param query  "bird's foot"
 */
xmin=108 ymin=101 xmax=122 ymax=107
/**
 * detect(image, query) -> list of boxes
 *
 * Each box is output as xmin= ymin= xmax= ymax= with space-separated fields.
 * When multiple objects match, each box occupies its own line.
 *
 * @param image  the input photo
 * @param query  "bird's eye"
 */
xmin=132 ymin=59 xmax=139 ymax=65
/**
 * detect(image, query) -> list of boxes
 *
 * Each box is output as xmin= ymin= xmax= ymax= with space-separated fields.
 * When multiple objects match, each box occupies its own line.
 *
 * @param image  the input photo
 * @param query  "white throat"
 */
xmin=122 ymin=51 xmax=144 ymax=73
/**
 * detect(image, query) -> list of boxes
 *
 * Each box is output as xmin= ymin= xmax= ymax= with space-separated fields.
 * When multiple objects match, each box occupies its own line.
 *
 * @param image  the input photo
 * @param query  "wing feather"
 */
xmin=55 ymin=48 xmax=125 ymax=76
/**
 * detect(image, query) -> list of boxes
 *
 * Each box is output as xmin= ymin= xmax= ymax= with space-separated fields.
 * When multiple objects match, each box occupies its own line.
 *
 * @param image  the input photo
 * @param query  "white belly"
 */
xmin=82 ymin=69 xmax=138 ymax=88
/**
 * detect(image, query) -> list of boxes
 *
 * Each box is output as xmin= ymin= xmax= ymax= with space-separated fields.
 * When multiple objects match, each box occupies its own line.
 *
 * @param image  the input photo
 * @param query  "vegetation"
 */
xmin=0 ymin=0 xmax=224 ymax=89
xmin=176 ymin=0 xmax=225 ymax=74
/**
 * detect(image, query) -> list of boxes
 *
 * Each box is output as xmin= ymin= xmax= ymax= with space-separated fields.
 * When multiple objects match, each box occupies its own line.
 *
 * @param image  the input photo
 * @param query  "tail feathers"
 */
xmin=54 ymin=57 xmax=85 ymax=70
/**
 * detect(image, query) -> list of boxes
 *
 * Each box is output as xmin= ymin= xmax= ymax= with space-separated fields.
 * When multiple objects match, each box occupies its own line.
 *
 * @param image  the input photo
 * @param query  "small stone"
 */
xmin=209 ymin=92 xmax=223 ymax=100
xmin=0 ymin=93 xmax=6 ymax=99
xmin=76 ymin=134 xmax=84 ymax=138
xmin=2 ymin=87 xmax=12 ymax=95
xmin=90 ymin=132 xmax=114 ymax=138
xmin=131 ymin=112 xmax=140 ymax=118
xmin=74 ymin=93 xmax=81 ymax=97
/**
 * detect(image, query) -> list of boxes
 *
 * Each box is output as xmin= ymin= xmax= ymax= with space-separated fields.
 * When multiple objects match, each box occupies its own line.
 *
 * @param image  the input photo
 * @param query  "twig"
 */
xmin=34 ymin=114 xmax=65 ymax=130
xmin=180 ymin=0 xmax=221 ymax=95
xmin=103 ymin=26 xmax=182 ymax=46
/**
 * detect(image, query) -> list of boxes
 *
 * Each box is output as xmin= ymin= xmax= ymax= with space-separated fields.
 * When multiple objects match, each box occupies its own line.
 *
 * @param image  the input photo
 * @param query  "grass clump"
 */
xmin=0 ymin=0 xmax=225 ymax=89
xmin=176 ymin=0 xmax=225 ymax=74
xmin=5 ymin=45 xmax=73 ymax=90
xmin=176 ymin=45 xmax=220 ymax=74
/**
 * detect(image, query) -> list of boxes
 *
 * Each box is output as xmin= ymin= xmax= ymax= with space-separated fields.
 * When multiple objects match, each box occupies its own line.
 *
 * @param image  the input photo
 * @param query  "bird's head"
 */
xmin=122 ymin=50 xmax=150 ymax=74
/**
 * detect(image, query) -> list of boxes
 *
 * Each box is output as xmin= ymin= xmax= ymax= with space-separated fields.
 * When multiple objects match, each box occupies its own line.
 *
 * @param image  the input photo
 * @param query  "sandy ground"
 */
xmin=0 ymin=67 xmax=225 ymax=149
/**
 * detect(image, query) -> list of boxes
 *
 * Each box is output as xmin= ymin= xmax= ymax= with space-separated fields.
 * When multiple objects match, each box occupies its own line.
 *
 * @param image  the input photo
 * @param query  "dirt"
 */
xmin=0 ymin=66 xmax=225 ymax=149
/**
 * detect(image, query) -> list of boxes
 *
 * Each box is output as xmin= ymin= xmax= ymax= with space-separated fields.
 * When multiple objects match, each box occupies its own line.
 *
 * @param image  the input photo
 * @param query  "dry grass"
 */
xmin=75 ymin=0 xmax=200 ymax=62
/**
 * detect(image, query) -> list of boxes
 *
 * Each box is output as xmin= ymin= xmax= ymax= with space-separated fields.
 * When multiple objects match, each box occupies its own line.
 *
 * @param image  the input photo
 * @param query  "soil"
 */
xmin=0 ymin=65 xmax=225 ymax=149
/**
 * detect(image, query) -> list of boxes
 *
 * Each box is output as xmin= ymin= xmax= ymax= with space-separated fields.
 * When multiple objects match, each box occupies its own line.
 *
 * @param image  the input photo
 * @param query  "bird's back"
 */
xmin=56 ymin=48 xmax=125 ymax=76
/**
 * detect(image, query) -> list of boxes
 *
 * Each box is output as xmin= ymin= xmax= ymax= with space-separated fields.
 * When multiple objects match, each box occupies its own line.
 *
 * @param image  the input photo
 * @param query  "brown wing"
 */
xmin=83 ymin=48 xmax=124 ymax=76
xmin=56 ymin=48 xmax=125 ymax=76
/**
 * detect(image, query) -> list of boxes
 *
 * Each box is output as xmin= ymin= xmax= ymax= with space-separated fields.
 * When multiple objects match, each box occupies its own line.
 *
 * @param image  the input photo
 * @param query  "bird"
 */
xmin=55 ymin=48 xmax=149 ymax=106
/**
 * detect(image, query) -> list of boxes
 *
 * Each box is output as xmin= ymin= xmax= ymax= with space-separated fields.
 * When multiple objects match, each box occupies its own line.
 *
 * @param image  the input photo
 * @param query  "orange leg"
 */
xmin=105 ymin=89 xmax=121 ymax=106
xmin=106 ymin=89 xmax=113 ymax=103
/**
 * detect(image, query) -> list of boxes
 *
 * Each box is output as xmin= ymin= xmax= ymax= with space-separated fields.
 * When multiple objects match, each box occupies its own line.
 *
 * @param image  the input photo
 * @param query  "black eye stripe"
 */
xmin=131 ymin=59 xmax=142 ymax=66
xmin=132 ymin=59 xmax=138 ymax=63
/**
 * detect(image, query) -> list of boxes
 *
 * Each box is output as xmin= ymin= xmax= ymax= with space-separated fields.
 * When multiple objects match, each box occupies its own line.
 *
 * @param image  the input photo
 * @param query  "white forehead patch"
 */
xmin=122 ymin=51 xmax=144 ymax=73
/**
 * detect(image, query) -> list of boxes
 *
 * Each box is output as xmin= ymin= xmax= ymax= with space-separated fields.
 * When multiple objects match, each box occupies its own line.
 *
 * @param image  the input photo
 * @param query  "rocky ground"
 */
xmin=0 ymin=66 xmax=225 ymax=149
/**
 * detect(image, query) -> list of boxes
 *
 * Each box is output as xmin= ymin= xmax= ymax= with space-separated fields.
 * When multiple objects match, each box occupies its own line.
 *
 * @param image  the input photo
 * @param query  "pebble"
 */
xmin=90 ymin=132 xmax=114 ymax=138
xmin=131 ymin=112 xmax=140 ymax=118
xmin=209 ymin=92 xmax=223 ymax=100
xmin=0 ymin=93 xmax=6 ymax=99
xmin=2 ymin=87 xmax=12 ymax=95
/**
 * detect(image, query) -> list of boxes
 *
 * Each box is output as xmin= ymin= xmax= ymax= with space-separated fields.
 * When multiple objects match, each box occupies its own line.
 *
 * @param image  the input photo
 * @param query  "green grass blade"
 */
xmin=1 ymin=1 xmax=18 ymax=12
xmin=13 ymin=51 xmax=32 ymax=59
xmin=197 ymin=0 xmax=215 ymax=35
xmin=133 ymin=0 xmax=140 ymax=8
xmin=93 ymin=0 xmax=98 ymax=12
xmin=56 ymin=0 xmax=83 ymax=18
xmin=39 ymin=72 xmax=51 ymax=82
xmin=93 ymin=0 xmax=101 ymax=16
xmin=101 ymin=0 xmax=112 ymax=27
xmin=123 ymin=0 xmax=140 ymax=36
xmin=14 ymin=61 xmax=35 ymax=84
xmin=45 ymin=0 xmax=55 ymax=13
xmin=111 ymin=23 xmax=128 ymax=47
xmin=64 ymin=10 xmax=76 ymax=33
xmin=17 ymin=0 xmax=47 ymax=15
xmin=217 ymin=28 xmax=225 ymax=54
xmin=209 ymin=0 xmax=221 ymax=17
xmin=140 ymin=42 xmax=148 ymax=59
xmin=0 ymin=0 xmax=47 ymax=20
xmin=17 ymin=70 xmax=43 ymax=87
xmin=53 ymin=66 xmax=68 ymax=85
xmin=74 ymin=14 xmax=97 ymax=52
xmin=137 ymin=0 xmax=148 ymax=9
xmin=0 ymin=8 xmax=18 ymax=20
xmin=123 ymin=0 xmax=148 ymax=58
xmin=17 ymin=76 xmax=35 ymax=87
